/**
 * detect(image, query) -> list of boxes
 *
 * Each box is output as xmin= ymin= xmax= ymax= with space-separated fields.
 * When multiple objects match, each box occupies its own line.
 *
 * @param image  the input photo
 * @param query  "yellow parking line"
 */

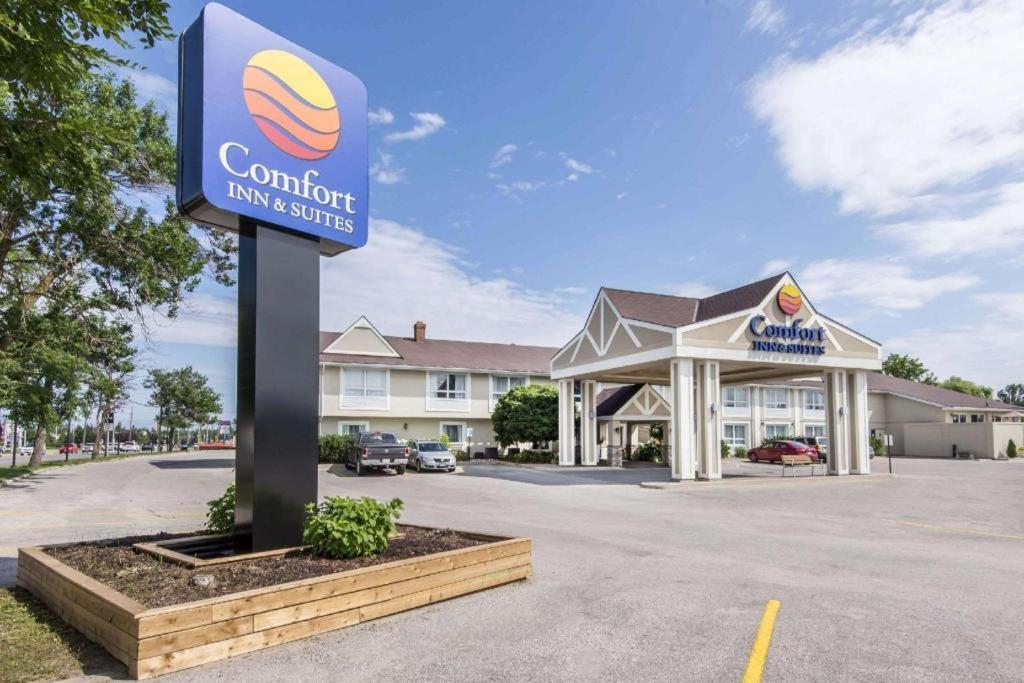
xmin=887 ymin=519 xmax=1024 ymax=542
xmin=742 ymin=599 xmax=780 ymax=683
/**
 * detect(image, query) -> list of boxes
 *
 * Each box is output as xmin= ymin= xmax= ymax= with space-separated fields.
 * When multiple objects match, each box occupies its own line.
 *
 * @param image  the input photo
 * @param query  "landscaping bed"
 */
xmin=18 ymin=525 xmax=531 ymax=679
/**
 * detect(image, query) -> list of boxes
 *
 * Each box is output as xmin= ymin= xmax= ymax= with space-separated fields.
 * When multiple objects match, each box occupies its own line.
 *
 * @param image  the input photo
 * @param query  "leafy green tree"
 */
xmin=145 ymin=367 xmax=222 ymax=449
xmin=881 ymin=354 xmax=938 ymax=385
xmin=997 ymin=383 xmax=1024 ymax=407
xmin=491 ymin=384 xmax=559 ymax=448
xmin=940 ymin=376 xmax=993 ymax=399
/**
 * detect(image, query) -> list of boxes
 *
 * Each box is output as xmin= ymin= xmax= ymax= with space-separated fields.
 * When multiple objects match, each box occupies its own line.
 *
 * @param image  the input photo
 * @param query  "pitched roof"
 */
xmin=867 ymin=373 xmax=1018 ymax=411
xmin=603 ymin=274 xmax=787 ymax=328
xmin=319 ymin=332 xmax=558 ymax=374
xmin=595 ymin=384 xmax=643 ymax=417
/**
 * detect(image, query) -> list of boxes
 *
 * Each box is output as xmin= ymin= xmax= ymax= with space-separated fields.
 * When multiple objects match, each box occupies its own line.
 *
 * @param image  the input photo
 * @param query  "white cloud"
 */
xmin=876 ymin=181 xmax=1024 ymax=257
xmin=750 ymin=0 xmax=1024 ymax=217
xmin=370 ymin=150 xmax=404 ymax=185
xmin=320 ymin=219 xmax=581 ymax=346
xmin=615 ymin=192 xmax=628 ymax=200
xmin=799 ymin=259 xmax=979 ymax=313
xmin=384 ymin=112 xmax=446 ymax=143
xmin=496 ymin=180 xmax=546 ymax=201
xmin=367 ymin=107 xmax=395 ymax=126
xmin=974 ymin=291 xmax=1024 ymax=320
xmin=561 ymin=154 xmax=594 ymax=180
xmin=490 ymin=144 xmax=517 ymax=168
xmin=667 ymin=281 xmax=717 ymax=299
xmin=759 ymin=258 xmax=792 ymax=277
xmin=746 ymin=0 xmax=786 ymax=35
xmin=144 ymin=292 xmax=236 ymax=348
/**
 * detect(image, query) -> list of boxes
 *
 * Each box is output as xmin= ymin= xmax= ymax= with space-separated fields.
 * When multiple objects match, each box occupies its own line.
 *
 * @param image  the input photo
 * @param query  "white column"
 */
xmin=670 ymin=358 xmax=696 ymax=481
xmin=750 ymin=385 xmax=762 ymax=447
xmin=558 ymin=379 xmax=575 ymax=466
xmin=580 ymin=380 xmax=598 ymax=466
xmin=696 ymin=361 xmax=722 ymax=480
xmin=848 ymin=370 xmax=871 ymax=474
xmin=824 ymin=370 xmax=850 ymax=475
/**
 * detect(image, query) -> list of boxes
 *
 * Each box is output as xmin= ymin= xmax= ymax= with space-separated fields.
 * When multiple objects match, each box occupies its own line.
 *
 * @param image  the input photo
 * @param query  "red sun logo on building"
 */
xmin=242 ymin=49 xmax=340 ymax=160
xmin=777 ymin=285 xmax=802 ymax=315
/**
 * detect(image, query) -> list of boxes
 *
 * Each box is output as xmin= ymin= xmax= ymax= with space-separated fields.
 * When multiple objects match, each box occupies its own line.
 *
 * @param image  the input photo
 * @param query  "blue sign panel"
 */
xmin=177 ymin=3 xmax=367 ymax=255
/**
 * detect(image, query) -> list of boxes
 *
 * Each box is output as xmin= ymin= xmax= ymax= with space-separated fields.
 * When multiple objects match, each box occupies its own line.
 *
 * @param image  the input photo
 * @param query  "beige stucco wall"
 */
xmin=900 ymin=422 xmax=1024 ymax=459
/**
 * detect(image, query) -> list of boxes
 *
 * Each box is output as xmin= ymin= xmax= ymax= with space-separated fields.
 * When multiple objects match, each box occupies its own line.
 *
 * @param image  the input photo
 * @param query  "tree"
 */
xmin=997 ymin=384 xmax=1024 ymax=407
xmin=881 ymin=354 xmax=937 ymax=385
xmin=941 ymin=376 xmax=993 ymax=400
xmin=491 ymin=384 xmax=559 ymax=448
xmin=145 ymin=367 xmax=222 ymax=449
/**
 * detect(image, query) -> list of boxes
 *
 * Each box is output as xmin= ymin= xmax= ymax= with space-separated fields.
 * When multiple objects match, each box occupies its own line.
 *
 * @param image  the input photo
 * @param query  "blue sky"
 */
xmin=113 ymin=0 xmax=1024 ymax=425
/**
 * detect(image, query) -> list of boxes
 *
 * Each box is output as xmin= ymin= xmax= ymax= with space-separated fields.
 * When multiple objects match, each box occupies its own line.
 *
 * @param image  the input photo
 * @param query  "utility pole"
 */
xmin=11 ymin=422 xmax=17 ymax=468
xmin=128 ymin=404 xmax=134 ymax=443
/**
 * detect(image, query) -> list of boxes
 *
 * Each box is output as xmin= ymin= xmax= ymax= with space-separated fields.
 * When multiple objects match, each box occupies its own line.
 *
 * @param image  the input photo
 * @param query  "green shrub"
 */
xmin=734 ymin=446 xmax=748 ymax=460
xmin=206 ymin=484 xmax=235 ymax=534
xmin=437 ymin=433 xmax=450 ymax=448
xmin=721 ymin=440 xmax=730 ymax=459
xmin=502 ymin=450 xmax=556 ymax=464
xmin=453 ymin=449 xmax=470 ymax=461
xmin=869 ymin=434 xmax=887 ymax=457
xmin=633 ymin=441 xmax=662 ymax=462
xmin=1008 ymin=439 xmax=1018 ymax=459
xmin=318 ymin=434 xmax=354 ymax=463
xmin=303 ymin=496 xmax=403 ymax=559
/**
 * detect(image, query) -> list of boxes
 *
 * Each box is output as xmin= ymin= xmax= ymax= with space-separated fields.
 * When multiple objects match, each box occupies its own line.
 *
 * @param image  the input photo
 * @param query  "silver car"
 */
xmin=408 ymin=441 xmax=456 ymax=472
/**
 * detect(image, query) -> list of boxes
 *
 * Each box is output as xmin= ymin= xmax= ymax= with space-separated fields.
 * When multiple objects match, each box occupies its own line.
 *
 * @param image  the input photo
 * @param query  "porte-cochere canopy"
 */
xmin=550 ymin=273 xmax=882 ymax=480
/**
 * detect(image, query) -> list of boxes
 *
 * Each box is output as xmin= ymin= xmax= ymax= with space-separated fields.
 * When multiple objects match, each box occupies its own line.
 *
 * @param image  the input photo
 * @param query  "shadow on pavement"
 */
xmin=0 ymin=556 xmax=17 ymax=587
xmin=148 ymin=458 xmax=235 ymax=470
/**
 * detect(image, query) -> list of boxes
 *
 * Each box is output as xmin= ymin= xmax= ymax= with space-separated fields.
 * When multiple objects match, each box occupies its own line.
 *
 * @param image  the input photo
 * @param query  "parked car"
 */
xmin=59 ymin=443 xmax=79 ymax=455
xmin=141 ymin=443 xmax=156 ymax=452
xmin=408 ymin=441 xmax=456 ymax=473
xmin=119 ymin=441 xmax=141 ymax=452
xmin=82 ymin=443 xmax=94 ymax=455
xmin=791 ymin=436 xmax=829 ymax=461
xmin=748 ymin=440 xmax=819 ymax=463
xmin=344 ymin=432 xmax=409 ymax=475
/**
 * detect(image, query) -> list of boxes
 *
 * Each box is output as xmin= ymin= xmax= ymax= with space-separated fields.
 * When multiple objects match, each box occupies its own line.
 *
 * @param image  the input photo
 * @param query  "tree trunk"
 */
xmin=28 ymin=424 xmax=46 ymax=468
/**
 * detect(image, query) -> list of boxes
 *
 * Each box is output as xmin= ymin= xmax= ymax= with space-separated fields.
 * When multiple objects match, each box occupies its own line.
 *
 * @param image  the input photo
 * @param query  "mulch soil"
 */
xmin=45 ymin=526 xmax=487 ymax=608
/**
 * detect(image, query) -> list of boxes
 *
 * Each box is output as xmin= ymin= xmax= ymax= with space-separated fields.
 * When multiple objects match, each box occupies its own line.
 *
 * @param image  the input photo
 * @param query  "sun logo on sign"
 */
xmin=242 ymin=49 xmax=340 ymax=160
xmin=777 ymin=284 xmax=802 ymax=315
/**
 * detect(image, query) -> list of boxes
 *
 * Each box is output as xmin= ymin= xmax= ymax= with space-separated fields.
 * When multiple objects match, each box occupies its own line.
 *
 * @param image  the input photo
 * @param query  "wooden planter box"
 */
xmin=16 ymin=531 xmax=531 ymax=679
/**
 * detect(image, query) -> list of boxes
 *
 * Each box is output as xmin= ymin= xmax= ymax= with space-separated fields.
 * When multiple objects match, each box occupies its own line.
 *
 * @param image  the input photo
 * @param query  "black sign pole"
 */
xmin=235 ymin=219 xmax=320 ymax=552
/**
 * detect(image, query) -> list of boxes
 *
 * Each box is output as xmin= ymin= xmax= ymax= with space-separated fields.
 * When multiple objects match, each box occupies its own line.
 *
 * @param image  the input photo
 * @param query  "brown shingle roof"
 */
xmin=603 ymin=274 xmax=787 ymax=328
xmin=595 ymin=384 xmax=643 ymax=417
xmin=319 ymin=333 xmax=558 ymax=374
xmin=867 ymin=373 xmax=1017 ymax=411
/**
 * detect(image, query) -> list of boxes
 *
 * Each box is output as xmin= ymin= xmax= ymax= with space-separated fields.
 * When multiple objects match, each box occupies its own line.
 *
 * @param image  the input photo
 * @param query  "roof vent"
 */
xmin=413 ymin=321 xmax=426 ymax=342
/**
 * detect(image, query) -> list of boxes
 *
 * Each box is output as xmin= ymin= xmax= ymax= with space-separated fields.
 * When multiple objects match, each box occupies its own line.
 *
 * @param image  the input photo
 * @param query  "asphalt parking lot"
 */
xmin=2 ymin=452 xmax=1023 ymax=681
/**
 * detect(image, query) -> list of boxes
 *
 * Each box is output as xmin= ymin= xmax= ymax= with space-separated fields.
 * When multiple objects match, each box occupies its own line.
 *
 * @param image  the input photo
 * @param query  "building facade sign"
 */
xmin=177 ymin=3 xmax=367 ymax=255
xmin=748 ymin=315 xmax=826 ymax=356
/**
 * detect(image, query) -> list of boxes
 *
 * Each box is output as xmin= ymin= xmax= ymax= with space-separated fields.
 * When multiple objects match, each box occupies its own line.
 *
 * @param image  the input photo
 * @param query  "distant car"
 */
xmin=791 ymin=436 xmax=829 ymax=462
xmin=408 ymin=441 xmax=456 ymax=473
xmin=59 ymin=443 xmax=79 ymax=454
xmin=82 ymin=443 xmax=94 ymax=454
xmin=141 ymin=443 xmax=155 ymax=452
xmin=748 ymin=440 xmax=819 ymax=463
xmin=344 ymin=432 xmax=409 ymax=475
xmin=17 ymin=444 xmax=33 ymax=455
xmin=119 ymin=441 xmax=141 ymax=452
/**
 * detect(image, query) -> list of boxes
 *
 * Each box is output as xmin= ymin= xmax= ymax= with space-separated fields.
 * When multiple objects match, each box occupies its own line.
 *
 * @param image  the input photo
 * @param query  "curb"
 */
xmin=640 ymin=473 xmax=898 ymax=489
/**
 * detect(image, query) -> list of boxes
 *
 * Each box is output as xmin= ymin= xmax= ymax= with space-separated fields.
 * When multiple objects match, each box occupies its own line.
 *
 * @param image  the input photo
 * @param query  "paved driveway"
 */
xmin=2 ymin=453 xmax=1023 ymax=681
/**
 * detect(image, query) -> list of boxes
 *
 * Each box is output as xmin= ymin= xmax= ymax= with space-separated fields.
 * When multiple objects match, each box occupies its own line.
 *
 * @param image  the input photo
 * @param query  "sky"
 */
xmin=109 ymin=0 xmax=1024 ymax=426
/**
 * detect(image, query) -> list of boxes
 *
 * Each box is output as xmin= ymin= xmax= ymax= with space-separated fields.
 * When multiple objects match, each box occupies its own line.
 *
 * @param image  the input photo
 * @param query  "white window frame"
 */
xmin=764 ymin=423 xmax=790 ymax=439
xmin=804 ymin=424 xmax=826 ymax=438
xmin=490 ymin=375 xmax=529 ymax=407
xmin=340 ymin=367 xmax=390 ymax=410
xmin=426 ymin=372 xmax=471 ymax=412
xmin=338 ymin=421 xmax=369 ymax=436
xmin=723 ymin=387 xmax=748 ymax=409
xmin=952 ymin=413 xmax=967 ymax=423
xmin=722 ymin=423 xmax=748 ymax=447
xmin=970 ymin=414 xmax=985 ymax=423
xmin=439 ymin=422 xmax=466 ymax=445
xmin=764 ymin=388 xmax=789 ymax=410
xmin=804 ymin=390 xmax=825 ymax=412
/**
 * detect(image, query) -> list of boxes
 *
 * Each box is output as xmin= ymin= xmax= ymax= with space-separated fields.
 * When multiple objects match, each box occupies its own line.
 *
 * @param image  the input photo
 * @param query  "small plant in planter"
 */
xmin=206 ymin=483 xmax=235 ymax=533
xmin=303 ymin=496 xmax=404 ymax=559
xmin=1008 ymin=439 xmax=1018 ymax=459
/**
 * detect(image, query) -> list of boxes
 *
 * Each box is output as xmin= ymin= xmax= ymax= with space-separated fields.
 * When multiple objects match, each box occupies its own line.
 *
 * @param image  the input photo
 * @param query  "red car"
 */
xmin=59 ymin=443 xmax=79 ymax=454
xmin=748 ymin=440 xmax=819 ymax=463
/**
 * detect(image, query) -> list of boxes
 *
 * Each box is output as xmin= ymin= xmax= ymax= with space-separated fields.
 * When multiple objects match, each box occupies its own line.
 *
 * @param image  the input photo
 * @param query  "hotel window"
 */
xmin=805 ymin=424 xmax=826 ymax=438
xmin=724 ymin=387 xmax=748 ymax=408
xmin=952 ymin=414 xmax=967 ymax=423
xmin=339 ymin=422 xmax=368 ymax=436
xmin=343 ymin=368 xmax=387 ymax=398
xmin=764 ymin=388 xmax=789 ymax=410
xmin=431 ymin=372 xmax=468 ymax=400
xmin=993 ymin=416 xmax=1002 ymax=423
xmin=765 ymin=424 xmax=790 ymax=439
xmin=804 ymin=390 xmax=825 ymax=411
xmin=970 ymin=414 xmax=985 ymax=423
xmin=492 ymin=375 xmax=526 ymax=401
xmin=440 ymin=423 xmax=464 ymax=444
xmin=723 ymin=423 xmax=748 ymax=447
